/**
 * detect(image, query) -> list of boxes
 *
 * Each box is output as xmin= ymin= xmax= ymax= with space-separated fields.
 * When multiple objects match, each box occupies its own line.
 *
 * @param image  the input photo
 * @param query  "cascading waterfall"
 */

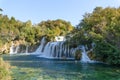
xmin=35 ymin=37 xmax=93 ymax=62
xmin=38 ymin=41 xmax=74 ymax=59
xmin=10 ymin=42 xmax=29 ymax=54
xmin=34 ymin=37 xmax=46 ymax=54
xmin=81 ymin=46 xmax=92 ymax=63
xmin=10 ymin=37 xmax=94 ymax=62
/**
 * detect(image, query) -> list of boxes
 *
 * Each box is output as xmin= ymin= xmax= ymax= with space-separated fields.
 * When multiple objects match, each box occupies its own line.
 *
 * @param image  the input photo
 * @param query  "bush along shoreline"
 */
xmin=0 ymin=57 xmax=11 ymax=80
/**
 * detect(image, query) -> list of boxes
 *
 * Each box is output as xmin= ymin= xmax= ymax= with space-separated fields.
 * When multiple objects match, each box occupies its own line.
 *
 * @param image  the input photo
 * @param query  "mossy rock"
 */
xmin=74 ymin=50 xmax=82 ymax=60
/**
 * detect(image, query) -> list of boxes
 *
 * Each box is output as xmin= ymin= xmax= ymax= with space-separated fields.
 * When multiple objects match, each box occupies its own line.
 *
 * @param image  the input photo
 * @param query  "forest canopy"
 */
xmin=0 ymin=13 xmax=73 ymax=47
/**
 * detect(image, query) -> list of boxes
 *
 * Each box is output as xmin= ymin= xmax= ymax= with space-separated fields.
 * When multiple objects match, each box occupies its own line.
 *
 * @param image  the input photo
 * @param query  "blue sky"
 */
xmin=0 ymin=0 xmax=120 ymax=26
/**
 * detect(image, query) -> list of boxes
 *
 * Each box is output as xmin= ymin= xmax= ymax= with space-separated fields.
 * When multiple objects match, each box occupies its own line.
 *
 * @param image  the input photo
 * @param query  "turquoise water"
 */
xmin=2 ymin=55 xmax=120 ymax=80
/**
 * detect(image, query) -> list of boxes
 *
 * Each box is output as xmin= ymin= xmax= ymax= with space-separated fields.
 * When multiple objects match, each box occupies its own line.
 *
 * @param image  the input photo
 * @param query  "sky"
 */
xmin=0 ymin=0 xmax=120 ymax=26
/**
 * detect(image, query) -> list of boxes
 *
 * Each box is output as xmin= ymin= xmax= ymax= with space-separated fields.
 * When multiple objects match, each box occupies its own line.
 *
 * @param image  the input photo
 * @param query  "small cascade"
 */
xmin=10 ymin=43 xmax=14 ymax=54
xmin=25 ymin=45 xmax=29 ymax=54
xmin=35 ymin=37 xmax=46 ymax=54
xmin=81 ymin=46 xmax=92 ymax=63
xmin=14 ymin=45 xmax=19 ymax=53
xmin=10 ymin=44 xmax=19 ymax=54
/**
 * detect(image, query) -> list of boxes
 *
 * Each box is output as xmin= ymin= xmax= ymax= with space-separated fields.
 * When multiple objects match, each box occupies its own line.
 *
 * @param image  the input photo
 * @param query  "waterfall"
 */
xmin=38 ymin=41 xmax=74 ymax=59
xmin=34 ymin=37 xmax=46 ymax=54
xmin=10 ymin=37 xmax=94 ymax=63
xmin=25 ymin=45 xmax=29 ymax=54
xmin=10 ymin=43 xmax=14 ymax=54
xmin=81 ymin=46 xmax=92 ymax=63
xmin=10 ymin=44 xmax=19 ymax=54
xmin=34 ymin=37 xmax=75 ymax=59
xmin=35 ymin=37 xmax=93 ymax=62
xmin=14 ymin=45 xmax=19 ymax=53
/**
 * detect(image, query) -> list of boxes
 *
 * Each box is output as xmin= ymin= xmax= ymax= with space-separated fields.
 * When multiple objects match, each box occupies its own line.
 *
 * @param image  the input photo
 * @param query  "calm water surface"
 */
xmin=2 ymin=55 xmax=120 ymax=80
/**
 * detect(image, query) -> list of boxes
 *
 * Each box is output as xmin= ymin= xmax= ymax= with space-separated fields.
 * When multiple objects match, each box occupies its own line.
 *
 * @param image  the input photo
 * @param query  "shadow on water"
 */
xmin=2 ymin=54 xmax=120 ymax=80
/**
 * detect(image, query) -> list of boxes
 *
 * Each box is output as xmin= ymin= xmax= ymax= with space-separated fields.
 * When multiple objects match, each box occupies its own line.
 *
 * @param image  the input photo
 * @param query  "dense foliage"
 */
xmin=0 ymin=12 xmax=73 ymax=53
xmin=70 ymin=7 xmax=120 ymax=65
xmin=37 ymin=19 xmax=73 ymax=41
xmin=0 ymin=15 xmax=73 ymax=44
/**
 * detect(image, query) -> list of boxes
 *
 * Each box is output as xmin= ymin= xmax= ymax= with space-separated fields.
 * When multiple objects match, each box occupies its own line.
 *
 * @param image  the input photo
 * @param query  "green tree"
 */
xmin=71 ymin=7 xmax=120 ymax=65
